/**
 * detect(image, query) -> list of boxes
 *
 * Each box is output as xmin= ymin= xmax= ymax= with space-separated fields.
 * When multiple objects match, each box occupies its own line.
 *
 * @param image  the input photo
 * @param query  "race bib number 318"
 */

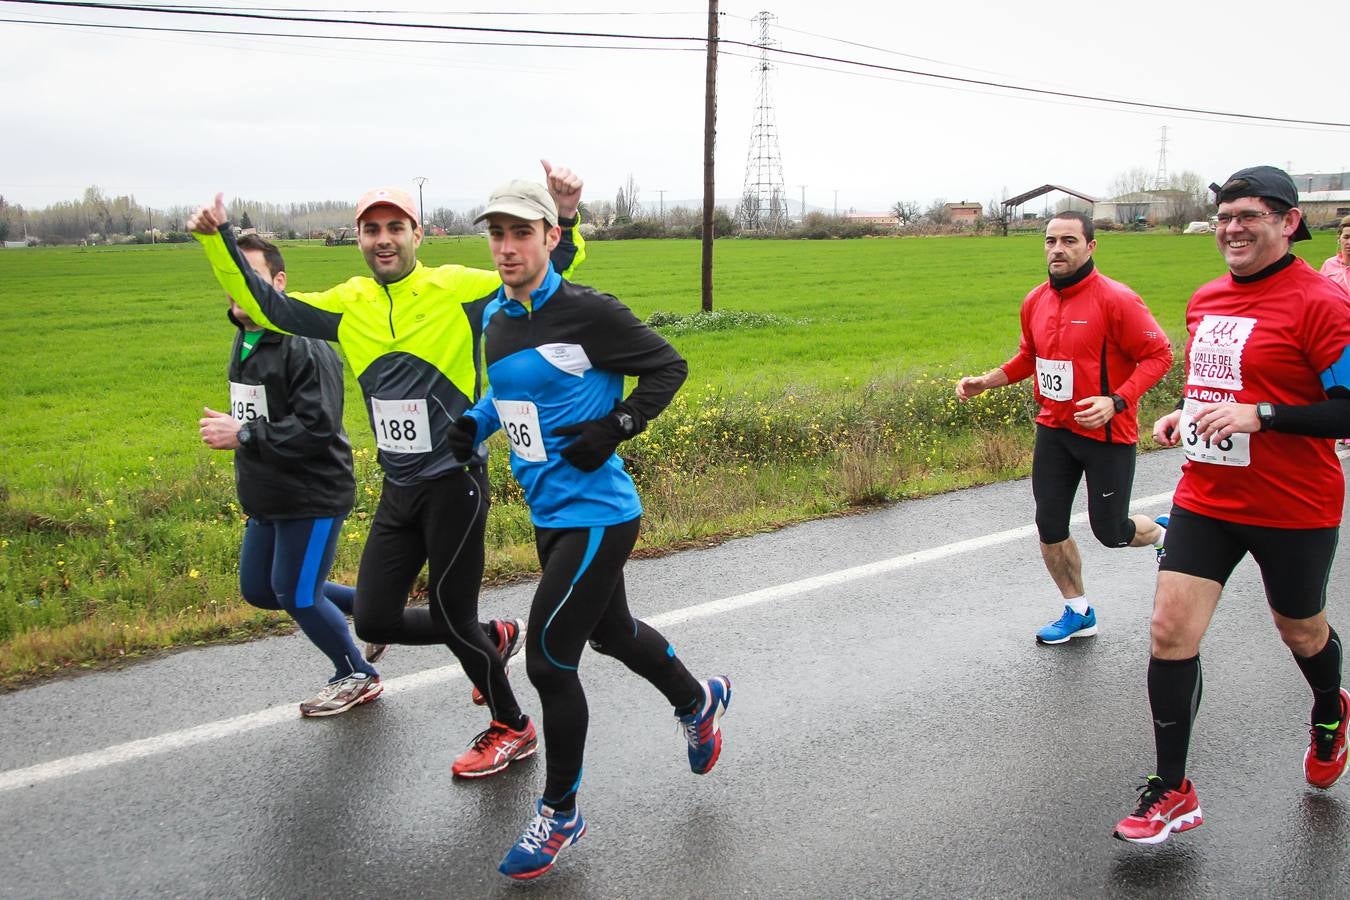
xmin=371 ymin=397 xmax=432 ymax=454
xmin=1180 ymin=398 xmax=1251 ymax=467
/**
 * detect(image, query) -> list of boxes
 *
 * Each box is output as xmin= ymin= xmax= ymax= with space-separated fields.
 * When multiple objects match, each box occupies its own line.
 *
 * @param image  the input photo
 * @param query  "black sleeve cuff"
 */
xmin=558 ymin=214 xmax=578 ymax=228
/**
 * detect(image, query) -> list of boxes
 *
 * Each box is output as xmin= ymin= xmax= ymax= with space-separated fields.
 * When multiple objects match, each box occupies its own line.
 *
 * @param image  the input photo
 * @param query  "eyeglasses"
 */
xmin=1215 ymin=209 xmax=1285 ymax=226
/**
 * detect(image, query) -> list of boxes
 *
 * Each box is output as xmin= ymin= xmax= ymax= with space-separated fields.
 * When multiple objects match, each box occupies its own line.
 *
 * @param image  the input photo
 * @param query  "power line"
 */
xmin=0 ymin=15 xmax=697 ymax=50
xmin=4 ymin=0 xmax=1348 ymax=129
xmin=0 ymin=0 xmax=703 ymax=41
xmin=141 ymin=4 xmax=699 ymax=14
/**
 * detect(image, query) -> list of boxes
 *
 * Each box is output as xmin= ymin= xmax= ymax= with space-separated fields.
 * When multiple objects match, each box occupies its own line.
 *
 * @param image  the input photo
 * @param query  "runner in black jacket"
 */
xmin=199 ymin=234 xmax=380 ymax=717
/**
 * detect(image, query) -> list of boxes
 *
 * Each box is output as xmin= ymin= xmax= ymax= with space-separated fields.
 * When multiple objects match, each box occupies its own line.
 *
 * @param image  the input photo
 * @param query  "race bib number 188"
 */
xmin=1180 ymin=398 xmax=1250 ymax=467
xmin=371 ymin=397 xmax=432 ymax=454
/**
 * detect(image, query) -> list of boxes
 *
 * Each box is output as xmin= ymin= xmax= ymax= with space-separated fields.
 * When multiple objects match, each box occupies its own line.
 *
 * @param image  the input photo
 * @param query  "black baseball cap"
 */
xmin=1209 ymin=165 xmax=1312 ymax=242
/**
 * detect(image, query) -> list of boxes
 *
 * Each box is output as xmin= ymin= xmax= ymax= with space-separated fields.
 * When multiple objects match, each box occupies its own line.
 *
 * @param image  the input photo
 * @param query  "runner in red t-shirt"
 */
xmin=956 ymin=211 xmax=1173 ymax=645
xmin=1115 ymin=166 xmax=1350 ymax=845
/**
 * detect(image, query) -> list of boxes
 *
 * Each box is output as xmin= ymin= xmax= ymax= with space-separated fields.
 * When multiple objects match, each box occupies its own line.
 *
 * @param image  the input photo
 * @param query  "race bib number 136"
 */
xmin=493 ymin=399 xmax=547 ymax=463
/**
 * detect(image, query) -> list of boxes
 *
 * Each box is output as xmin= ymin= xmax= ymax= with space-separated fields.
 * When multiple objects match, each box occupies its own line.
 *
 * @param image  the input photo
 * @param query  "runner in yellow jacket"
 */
xmin=188 ymin=161 xmax=585 ymax=778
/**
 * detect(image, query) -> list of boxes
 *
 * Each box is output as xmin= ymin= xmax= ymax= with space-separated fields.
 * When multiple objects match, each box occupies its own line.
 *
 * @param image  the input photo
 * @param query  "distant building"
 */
xmin=944 ymin=202 xmax=983 ymax=226
xmin=845 ymin=213 xmax=900 ymax=227
xmin=1292 ymin=172 xmax=1349 ymax=192
xmin=1094 ymin=189 xmax=1188 ymax=225
xmin=1297 ymin=191 xmax=1350 ymax=228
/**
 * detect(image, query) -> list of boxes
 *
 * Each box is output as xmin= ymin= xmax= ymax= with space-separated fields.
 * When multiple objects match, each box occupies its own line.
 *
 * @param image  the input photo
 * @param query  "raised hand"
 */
xmin=187 ymin=192 xmax=228 ymax=235
xmin=541 ymin=160 xmax=583 ymax=219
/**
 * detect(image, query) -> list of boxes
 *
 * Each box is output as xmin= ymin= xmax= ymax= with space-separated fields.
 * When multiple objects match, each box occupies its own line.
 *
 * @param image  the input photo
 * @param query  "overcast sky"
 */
xmin=3 ymin=0 xmax=1347 ymax=215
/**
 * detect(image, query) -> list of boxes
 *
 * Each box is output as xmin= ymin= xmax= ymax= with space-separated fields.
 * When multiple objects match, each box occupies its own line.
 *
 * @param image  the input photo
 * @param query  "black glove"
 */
xmin=447 ymin=415 xmax=478 ymax=461
xmin=552 ymin=405 xmax=637 ymax=472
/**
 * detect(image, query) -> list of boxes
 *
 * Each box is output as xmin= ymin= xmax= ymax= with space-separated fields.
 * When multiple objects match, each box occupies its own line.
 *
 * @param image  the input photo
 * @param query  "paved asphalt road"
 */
xmin=4 ymin=447 xmax=1350 ymax=898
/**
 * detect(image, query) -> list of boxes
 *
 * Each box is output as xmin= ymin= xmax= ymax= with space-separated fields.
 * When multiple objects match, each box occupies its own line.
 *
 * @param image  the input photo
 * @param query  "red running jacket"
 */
xmin=1000 ymin=268 xmax=1173 ymax=445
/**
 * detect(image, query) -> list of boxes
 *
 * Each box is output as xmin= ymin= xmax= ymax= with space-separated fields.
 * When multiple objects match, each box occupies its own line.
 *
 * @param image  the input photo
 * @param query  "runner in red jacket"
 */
xmin=957 ymin=211 xmax=1173 ymax=644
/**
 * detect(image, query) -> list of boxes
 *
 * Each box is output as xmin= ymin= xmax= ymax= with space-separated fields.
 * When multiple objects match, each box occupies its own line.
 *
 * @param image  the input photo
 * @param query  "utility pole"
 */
xmin=798 ymin=184 xmax=806 ymax=222
xmin=148 ymin=205 xmax=155 ymax=244
xmin=833 ymin=189 xmax=838 ymax=218
xmin=701 ymin=0 xmax=717 ymax=313
xmin=413 ymin=176 xmax=428 ymax=225
xmin=657 ymin=189 xmax=666 ymax=223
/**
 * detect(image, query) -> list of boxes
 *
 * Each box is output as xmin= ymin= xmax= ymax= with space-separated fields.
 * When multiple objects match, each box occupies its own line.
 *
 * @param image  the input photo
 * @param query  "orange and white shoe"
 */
xmin=471 ymin=618 xmax=526 ymax=706
xmin=451 ymin=718 xmax=538 ymax=779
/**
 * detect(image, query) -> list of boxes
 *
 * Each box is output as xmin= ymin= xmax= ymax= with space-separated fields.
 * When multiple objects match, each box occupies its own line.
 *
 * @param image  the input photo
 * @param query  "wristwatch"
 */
xmin=238 ymin=422 xmax=255 ymax=447
xmin=1110 ymin=394 xmax=1127 ymax=414
xmin=1256 ymin=401 xmax=1275 ymax=431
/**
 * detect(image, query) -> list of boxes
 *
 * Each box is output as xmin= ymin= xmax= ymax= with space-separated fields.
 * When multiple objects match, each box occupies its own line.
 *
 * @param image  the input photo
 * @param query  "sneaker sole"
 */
xmin=299 ymin=683 xmax=384 ymax=718
xmin=1113 ymin=809 xmax=1203 ymax=844
xmin=502 ymin=823 xmax=587 ymax=880
xmin=1035 ymin=625 xmax=1099 ymax=645
xmin=365 ymin=644 xmax=388 ymax=665
xmin=452 ymin=739 xmax=539 ymax=779
xmin=693 ymin=677 xmax=732 ymax=775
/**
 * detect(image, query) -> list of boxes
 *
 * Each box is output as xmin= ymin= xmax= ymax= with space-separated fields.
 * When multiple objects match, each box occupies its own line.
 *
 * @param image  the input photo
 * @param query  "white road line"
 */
xmin=0 ymin=490 xmax=1173 ymax=793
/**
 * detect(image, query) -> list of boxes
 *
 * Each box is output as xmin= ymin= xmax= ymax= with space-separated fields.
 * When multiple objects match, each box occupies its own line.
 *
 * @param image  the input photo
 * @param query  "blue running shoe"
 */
xmin=1036 ymin=606 xmax=1098 ymax=645
xmin=1154 ymin=515 xmax=1169 ymax=563
xmin=679 ymin=676 xmax=731 ymax=774
xmin=498 ymin=801 xmax=586 ymax=880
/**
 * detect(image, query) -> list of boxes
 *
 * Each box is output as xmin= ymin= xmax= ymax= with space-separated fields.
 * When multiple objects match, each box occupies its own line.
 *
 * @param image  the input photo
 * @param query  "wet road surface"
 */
xmin=4 ymin=447 xmax=1350 ymax=897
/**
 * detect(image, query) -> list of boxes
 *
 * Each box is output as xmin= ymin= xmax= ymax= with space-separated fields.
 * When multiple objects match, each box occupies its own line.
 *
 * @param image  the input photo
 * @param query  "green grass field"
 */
xmin=0 ymin=230 xmax=1340 ymax=681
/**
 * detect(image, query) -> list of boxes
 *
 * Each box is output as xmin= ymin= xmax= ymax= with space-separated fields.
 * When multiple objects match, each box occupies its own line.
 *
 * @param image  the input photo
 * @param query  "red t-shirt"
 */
xmin=1001 ymin=269 xmax=1173 ymax=444
xmin=1173 ymin=258 xmax=1350 ymax=528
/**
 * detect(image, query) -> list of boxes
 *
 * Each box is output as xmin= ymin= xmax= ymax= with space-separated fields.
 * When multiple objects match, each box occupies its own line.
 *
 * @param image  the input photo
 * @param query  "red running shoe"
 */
xmin=1305 ymin=687 xmax=1350 ymax=789
xmin=1113 ymin=776 xmax=1203 ymax=844
xmin=451 ymin=719 xmax=538 ymax=779
xmin=471 ymin=618 xmax=526 ymax=707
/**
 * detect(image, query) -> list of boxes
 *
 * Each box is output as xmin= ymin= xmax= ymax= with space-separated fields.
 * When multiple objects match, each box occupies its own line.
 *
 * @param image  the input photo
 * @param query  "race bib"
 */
xmin=371 ymin=397 xmax=432 ymax=454
xmin=1035 ymin=358 xmax=1074 ymax=402
xmin=229 ymin=381 xmax=269 ymax=422
xmin=493 ymin=399 xmax=547 ymax=463
xmin=1179 ymin=398 xmax=1250 ymax=467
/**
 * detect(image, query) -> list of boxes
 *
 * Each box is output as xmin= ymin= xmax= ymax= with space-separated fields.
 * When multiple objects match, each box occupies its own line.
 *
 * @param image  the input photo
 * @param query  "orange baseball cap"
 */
xmin=355 ymin=187 xmax=419 ymax=225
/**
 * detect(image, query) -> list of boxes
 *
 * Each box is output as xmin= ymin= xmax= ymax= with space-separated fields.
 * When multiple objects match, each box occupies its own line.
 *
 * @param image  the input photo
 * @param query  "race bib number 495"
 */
xmin=371 ymin=397 xmax=432 ymax=454
xmin=229 ymin=381 xmax=269 ymax=422
xmin=493 ymin=399 xmax=547 ymax=463
xmin=1035 ymin=358 xmax=1074 ymax=402
xmin=1180 ymin=398 xmax=1250 ymax=467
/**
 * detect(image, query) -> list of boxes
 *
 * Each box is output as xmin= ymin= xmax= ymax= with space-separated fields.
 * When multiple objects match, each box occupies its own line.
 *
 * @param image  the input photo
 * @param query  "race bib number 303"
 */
xmin=371 ymin=397 xmax=432 ymax=454
xmin=493 ymin=399 xmax=547 ymax=463
xmin=229 ymin=381 xmax=269 ymax=422
xmin=1179 ymin=398 xmax=1251 ymax=467
xmin=1035 ymin=358 xmax=1074 ymax=402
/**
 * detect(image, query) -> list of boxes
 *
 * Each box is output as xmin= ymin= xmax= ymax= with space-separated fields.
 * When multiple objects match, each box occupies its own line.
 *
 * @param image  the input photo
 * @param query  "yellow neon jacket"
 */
xmin=195 ymin=224 xmax=585 ymax=485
